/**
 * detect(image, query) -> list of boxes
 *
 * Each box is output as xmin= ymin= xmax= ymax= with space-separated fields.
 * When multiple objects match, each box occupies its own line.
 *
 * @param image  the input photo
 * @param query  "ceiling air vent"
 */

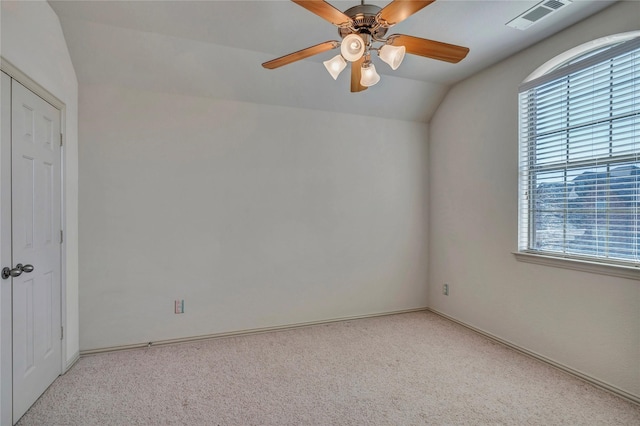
xmin=506 ymin=0 xmax=572 ymax=30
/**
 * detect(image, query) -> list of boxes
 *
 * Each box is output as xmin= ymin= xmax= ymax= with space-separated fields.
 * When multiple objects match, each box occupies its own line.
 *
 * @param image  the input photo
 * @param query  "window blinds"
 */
xmin=518 ymin=38 xmax=640 ymax=266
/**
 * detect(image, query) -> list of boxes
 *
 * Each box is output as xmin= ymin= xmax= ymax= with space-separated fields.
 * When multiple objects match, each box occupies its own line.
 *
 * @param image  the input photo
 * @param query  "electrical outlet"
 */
xmin=443 ymin=284 xmax=449 ymax=296
xmin=174 ymin=299 xmax=184 ymax=314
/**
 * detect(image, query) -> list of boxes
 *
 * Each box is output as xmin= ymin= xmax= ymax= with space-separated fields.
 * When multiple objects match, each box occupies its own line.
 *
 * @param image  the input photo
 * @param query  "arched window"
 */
xmin=518 ymin=33 xmax=640 ymax=269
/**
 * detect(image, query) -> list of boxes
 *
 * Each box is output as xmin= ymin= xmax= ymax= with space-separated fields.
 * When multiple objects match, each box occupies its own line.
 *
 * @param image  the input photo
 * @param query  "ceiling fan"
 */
xmin=262 ymin=0 xmax=470 ymax=92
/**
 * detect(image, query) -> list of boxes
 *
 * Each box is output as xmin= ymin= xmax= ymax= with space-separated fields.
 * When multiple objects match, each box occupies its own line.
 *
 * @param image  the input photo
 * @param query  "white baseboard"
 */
xmin=64 ymin=351 xmax=80 ymax=374
xmin=78 ymin=307 xmax=637 ymax=406
xmin=80 ymin=307 xmax=430 ymax=356
xmin=427 ymin=308 xmax=640 ymax=406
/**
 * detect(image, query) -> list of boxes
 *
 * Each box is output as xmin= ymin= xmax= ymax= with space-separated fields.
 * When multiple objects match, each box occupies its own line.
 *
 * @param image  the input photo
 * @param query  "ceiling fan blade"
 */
xmin=262 ymin=41 xmax=339 ymax=69
xmin=292 ymin=0 xmax=352 ymax=26
xmin=377 ymin=0 xmax=435 ymax=27
xmin=388 ymin=34 xmax=469 ymax=63
xmin=351 ymin=57 xmax=367 ymax=93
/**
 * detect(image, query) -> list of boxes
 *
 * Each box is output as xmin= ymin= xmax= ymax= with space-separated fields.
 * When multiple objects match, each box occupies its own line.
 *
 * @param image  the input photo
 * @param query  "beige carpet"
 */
xmin=17 ymin=312 xmax=640 ymax=425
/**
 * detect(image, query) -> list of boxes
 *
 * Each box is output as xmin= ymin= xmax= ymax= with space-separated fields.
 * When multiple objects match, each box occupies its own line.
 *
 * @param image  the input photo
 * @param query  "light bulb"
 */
xmin=360 ymin=62 xmax=380 ymax=87
xmin=340 ymin=34 xmax=365 ymax=62
xmin=323 ymin=55 xmax=347 ymax=80
xmin=379 ymin=44 xmax=406 ymax=70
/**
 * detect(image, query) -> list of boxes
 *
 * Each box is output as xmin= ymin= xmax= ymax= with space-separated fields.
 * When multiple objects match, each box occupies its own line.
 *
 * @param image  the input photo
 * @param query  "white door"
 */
xmin=10 ymin=80 xmax=62 ymax=422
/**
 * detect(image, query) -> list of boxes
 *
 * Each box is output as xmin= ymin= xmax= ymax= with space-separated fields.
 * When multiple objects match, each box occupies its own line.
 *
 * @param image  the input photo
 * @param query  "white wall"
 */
xmin=0 ymin=0 xmax=80 ymax=421
xmin=78 ymin=84 xmax=429 ymax=350
xmin=428 ymin=1 xmax=640 ymax=400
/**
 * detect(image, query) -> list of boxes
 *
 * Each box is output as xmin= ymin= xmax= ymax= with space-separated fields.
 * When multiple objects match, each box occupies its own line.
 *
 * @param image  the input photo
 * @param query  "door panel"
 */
xmin=20 ymin=156 xmax=35 ymax=249
xmin=11 ymin=80 xmax=61 ymax=422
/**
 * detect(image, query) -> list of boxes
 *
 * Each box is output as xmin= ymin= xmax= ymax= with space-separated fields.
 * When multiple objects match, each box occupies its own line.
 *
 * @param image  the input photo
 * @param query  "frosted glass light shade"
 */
xmin=323 ymin=55 xmax=347 ymax=80
xmin=379 ymin=44 xmax=406 ymax=70
xmin=360 ymin=63 xmax=380 ymax=87
xmin=341 ymin=34 xmax=365 ymax=62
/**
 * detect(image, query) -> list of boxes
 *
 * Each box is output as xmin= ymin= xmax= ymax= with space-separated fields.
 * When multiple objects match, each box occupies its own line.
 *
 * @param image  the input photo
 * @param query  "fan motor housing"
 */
xmin=338 ymin=4 xmax=388 ymax=39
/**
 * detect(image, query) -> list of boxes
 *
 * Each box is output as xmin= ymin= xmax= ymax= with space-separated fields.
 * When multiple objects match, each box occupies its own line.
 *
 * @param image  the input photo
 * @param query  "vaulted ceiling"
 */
xmin=49 ymin=0 xmax=617 ymax=122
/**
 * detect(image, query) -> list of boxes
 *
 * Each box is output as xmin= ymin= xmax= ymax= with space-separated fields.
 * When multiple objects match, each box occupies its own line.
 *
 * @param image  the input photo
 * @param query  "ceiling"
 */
xmin=48 ymin=0 xmax=618 ymax=122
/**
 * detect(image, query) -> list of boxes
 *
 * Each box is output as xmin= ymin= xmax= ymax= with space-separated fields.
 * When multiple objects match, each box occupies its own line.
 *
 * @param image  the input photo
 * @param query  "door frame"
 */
xmin=0 ymin=58 xmax=68 ymax=424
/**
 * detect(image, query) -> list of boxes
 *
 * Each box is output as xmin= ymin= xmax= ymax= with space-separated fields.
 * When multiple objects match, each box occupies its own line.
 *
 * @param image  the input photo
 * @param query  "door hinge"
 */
xmin=60 ymin=133 xmax=63 ymax=147
xmin=61 ymin=326 xmax=64 ymax=340
xmin=60 ymin=230 xmax=63 ymax=244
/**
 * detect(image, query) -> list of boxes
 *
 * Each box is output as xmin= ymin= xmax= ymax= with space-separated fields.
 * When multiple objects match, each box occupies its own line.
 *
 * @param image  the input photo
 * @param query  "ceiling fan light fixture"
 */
xmin=323 ymin=54 xmax=347 ymax=80
xmin=341 ymin=34 xmax=365 ymax=62
xmin=360 ymin=62 xmax=380 ymax=87
xmin=379 ymin=44 xmax=406 ymax=70
xmin=263 ymin=0 xmax=470 ymax=93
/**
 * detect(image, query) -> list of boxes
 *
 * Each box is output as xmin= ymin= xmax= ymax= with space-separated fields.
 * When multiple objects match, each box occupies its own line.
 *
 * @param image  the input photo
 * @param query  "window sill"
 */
xmin=513 ymin=252 xmax=640 ymax=281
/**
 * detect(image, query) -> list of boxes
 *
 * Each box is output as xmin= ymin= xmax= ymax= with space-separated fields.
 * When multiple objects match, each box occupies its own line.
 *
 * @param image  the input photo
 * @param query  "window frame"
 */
xmin=515 ymin=37 xmax=640 ymax=278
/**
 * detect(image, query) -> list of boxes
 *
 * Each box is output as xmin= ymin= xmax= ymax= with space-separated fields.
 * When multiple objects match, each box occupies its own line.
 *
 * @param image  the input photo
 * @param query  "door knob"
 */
xmin=1 ymin=266 xmax=22 ymax=279
xmin=1 ymin=263 xmax=34 ymax=280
